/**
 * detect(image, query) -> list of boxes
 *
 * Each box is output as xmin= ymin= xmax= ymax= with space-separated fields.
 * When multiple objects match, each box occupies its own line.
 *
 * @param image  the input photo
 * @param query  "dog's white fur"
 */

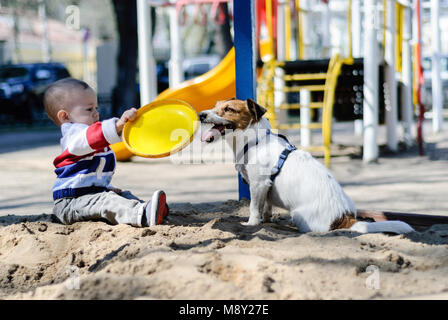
xmin=199 ymin=100 xmax=414 ymax=234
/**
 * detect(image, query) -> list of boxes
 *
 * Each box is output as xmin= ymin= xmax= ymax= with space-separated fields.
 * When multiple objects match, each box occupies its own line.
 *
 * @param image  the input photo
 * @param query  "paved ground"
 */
xmin=1 ymin=119 xmax=447 ymax=218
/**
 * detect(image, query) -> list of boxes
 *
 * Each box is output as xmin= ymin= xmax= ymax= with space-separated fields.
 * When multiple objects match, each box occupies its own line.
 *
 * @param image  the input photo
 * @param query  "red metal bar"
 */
xmin=415 ymin=0 xmax=425 ymax=156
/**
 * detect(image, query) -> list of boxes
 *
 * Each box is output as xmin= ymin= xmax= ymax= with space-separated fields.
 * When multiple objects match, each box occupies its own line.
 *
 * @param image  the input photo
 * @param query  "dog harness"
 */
xmin=236 ymin=129 xmax=297 ymax=184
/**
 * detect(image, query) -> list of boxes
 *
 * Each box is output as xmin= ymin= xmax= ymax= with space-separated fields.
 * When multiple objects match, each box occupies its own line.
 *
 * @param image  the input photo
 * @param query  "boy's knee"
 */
xmin=53 ymin=200 xmax=74 ymax=225
xmin=52 ymin=209 xmax=71 ymax=225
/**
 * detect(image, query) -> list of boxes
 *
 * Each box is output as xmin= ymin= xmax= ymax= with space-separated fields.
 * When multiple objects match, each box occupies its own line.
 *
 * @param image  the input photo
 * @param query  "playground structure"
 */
xmin=115 ymin=0 xmax=445 ymax=165
xmin=255 ymin=0 xmax=436 ymax=166
xmin=108 ymin=0 xmax=441 ymax=204
xmin=257 ymin=53 xmax=350 ymax=167
xmin=259 ymin=0 xmax=442 ymax=165
xmin=256 ymin=0 xmax=355 ymax=167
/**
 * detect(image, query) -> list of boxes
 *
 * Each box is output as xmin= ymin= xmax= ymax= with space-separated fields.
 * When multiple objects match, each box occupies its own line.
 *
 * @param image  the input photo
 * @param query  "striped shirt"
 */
xmin=52 ymin=118 xmax=122 ymax=200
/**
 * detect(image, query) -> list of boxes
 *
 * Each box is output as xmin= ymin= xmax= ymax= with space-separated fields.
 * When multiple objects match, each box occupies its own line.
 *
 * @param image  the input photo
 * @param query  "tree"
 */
xmin=111 ymin=0 xmax=139 ymax=116
xmin=213 ymin=2 xmax=233 ymax=59
xmin=111 ymin=0 xmax=157 ymax=115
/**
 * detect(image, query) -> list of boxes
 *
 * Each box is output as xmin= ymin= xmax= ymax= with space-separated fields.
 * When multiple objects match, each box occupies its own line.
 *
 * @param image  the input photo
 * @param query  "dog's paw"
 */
xmin=262 ymin=213 xmax=273 ymax=223
xmin=242 ymin=219 xmax=261 ymax=226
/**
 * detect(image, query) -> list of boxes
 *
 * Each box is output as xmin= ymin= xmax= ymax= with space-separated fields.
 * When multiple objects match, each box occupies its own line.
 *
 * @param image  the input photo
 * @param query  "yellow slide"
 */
xmin=111 ymin=47 xmax=236 ymax=161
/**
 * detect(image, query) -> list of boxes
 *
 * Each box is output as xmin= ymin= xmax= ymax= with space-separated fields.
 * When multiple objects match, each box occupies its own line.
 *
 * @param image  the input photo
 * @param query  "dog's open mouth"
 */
xmin=201 ymin=123 xmax=235 ymax=143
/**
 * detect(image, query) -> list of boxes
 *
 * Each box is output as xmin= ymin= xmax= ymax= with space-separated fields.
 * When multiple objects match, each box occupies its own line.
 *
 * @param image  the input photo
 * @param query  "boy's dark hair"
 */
xmin=43 ymin=78 xmax=90 ymax=125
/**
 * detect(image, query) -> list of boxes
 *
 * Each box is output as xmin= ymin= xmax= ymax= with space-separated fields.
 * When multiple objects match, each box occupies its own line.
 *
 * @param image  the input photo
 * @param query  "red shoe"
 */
xmin=163 ymin=204 xmax=169 ymax=218
xmin=145 ymin=190 xmax=166 ymax=226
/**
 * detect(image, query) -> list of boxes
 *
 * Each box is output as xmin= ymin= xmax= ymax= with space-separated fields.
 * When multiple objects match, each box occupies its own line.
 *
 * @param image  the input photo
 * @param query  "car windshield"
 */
xmin=0 ymin=67 xmax=29 ymax=81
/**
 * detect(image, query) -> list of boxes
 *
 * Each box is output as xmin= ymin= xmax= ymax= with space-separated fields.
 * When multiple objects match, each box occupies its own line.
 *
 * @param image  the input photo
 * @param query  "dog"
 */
xmin=199 ymin=98 xmax=414 ymax=234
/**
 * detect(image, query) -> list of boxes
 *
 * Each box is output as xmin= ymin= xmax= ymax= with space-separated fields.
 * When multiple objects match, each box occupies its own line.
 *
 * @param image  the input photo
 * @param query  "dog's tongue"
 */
xmin=201 ymin=125 xmax=224 ymax=142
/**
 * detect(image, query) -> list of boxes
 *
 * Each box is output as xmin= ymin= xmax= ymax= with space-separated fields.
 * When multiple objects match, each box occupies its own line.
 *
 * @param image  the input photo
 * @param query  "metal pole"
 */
xmin=322 ymin=0 xmax=331 ymax=58
xmin=274 ymin=66 xmax=287 ymax=121
xmin=351 ymin=0 xmax=361 ymax=58
xmin=284 ymin=0 xmax=292 ymax=60
xmin=82 ymin=29 xmax=90 ymax=82
xmin=363 ymin=0 xmax=379 ymax=163
xmin=414 ymin=0 xmax=425 ymax=155
xmin=401 ymin=5 xmax=414 ymax=147
xmin=38 ymin=0 xmax=51 ymax=63
xmin=277 ymin=1 xmax=286 ymax=61
xmin=12 ymin=7 xmax=21 ymax=63
xmin=300 ymin=89 xmax=312 ymax=147
xmin=234 ymin=0 xmax=256 ymax=200
xmin=137 ymin=0 xmax=158 ymax=105
xmin=431 ymin=0 xmax=443 ymax=132
xmin=352 ymin=0 xmax=363 ymax=135
xmin=275 ymin=1 xmax=287 ymax=125
xmin=169 ymin=0 xmax=184 ymax=87
xmin=384 ymin=0 xmax=398 ymax=152
xmin=301 ymin=0 xmax=310 ymax=58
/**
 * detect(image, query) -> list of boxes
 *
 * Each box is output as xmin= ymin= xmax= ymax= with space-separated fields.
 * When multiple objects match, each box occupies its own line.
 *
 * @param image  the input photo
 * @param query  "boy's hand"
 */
xmin=116 ymin=108 xmax=138 ymax=135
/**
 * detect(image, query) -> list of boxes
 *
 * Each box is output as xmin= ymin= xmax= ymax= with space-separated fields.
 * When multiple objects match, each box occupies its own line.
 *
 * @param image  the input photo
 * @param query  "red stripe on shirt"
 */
xmin=53 ymin=149 xmax=96 ymax=168
xmin=54 ymin=147 xmax=112 ymax=168
xmin=86 ymin=122 xmax=109 ymax=150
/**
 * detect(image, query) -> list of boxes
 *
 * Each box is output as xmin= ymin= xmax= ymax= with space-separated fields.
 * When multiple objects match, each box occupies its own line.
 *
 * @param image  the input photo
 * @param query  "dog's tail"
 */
xmin=349 ymin=220 xmax=414 ymax=234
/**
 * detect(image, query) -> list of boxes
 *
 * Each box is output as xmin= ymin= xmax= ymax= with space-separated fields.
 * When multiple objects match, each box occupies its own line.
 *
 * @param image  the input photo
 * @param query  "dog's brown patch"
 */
xmin=330 ymin=212 xmax=358 ymax=230
xmin=212 ymin=99 xmax=266 ymax=131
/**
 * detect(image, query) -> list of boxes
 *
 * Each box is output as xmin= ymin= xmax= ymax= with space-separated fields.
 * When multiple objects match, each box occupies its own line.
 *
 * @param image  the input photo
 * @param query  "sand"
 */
xmin=1 ymin=121 xmax=448 ymax=300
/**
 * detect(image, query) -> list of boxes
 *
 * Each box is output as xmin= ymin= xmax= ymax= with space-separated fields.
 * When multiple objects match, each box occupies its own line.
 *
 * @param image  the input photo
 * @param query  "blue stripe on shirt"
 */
xmin=55 ymin=152 xmax=116 ymax=178
xmin=53 ymin=172 xmax=114 ymax=191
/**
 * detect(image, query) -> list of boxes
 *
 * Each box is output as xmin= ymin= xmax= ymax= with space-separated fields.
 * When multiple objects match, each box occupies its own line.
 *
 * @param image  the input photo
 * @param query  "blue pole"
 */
xmin=233 ymin=0 xmax=255 ymax=200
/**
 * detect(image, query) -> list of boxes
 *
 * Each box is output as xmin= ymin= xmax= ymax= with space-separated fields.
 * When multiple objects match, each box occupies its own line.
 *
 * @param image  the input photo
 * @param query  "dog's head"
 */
xmin=199 ymin=98 xmax=266 ymax=143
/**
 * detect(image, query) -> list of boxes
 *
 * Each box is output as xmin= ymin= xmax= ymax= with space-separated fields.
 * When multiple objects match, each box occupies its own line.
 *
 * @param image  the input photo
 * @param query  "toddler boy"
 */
xmin=44 ymin=77 xmax=168 ymax=227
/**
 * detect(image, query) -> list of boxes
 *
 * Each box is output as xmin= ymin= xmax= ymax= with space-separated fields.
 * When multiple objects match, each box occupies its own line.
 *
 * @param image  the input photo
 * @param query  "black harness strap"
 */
xmin=269 ymin=141 xmax=297 ymax=182
xmin=237 ymin=129 xmax=297 ymax=184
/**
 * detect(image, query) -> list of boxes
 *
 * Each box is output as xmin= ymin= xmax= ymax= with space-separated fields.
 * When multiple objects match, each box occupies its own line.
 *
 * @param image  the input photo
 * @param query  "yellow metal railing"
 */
xmin=257 ymin=0 xmax=354 ymax=167
xmin=257 ymin=53 xmax=347 ymax=167
xmin=382 ymin=0 xmax=404 ymax=70
xmin=322 ymin=54 xmax=347 ymax=166
xmin=296 ymin=0 xmax=304 ymax=59
xmin=396 ymin=2 xmax=403 ymax=73
xmin=265 ymin=0 xmax=275 ymax=60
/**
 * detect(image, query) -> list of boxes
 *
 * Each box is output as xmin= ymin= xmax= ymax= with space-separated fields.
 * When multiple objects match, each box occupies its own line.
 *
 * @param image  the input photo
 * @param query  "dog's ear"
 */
xmin=246 ymin=99 xmax=266 ymax=121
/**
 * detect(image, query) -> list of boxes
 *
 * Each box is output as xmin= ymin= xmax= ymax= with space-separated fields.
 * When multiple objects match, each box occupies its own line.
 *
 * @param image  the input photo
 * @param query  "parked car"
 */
xmin=183 ymin=54 xmax=220 ymax=79
xmin=155 ymin=54 xmax=220 ymax=93
xmin=0 ymin=62 xmax=71 ymax=124
xmin=421 ymin=55 xmax=448 ymax=109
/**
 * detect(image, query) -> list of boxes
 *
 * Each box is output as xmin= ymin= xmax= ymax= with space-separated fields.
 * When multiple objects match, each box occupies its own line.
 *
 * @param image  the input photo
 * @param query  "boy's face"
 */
xmin=64 ymin=87 xmax=99 ymax=126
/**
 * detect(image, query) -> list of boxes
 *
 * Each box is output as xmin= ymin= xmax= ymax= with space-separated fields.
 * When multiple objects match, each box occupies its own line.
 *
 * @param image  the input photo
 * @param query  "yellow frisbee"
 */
xmin=122 ymin=99 xmax=199 ymax=158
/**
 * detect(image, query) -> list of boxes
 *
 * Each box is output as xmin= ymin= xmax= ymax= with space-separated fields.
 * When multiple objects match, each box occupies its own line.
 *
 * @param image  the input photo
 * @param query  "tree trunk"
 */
xmin=111 ymin=0 xmax=139 ymax=116
xmin=213 ymin=3 xmax=233 ymax=59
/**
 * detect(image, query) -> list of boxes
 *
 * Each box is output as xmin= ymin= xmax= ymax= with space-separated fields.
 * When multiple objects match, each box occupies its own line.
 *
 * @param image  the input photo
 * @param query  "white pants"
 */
xmin=53 ymin=190 xmax=145 ymax=227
